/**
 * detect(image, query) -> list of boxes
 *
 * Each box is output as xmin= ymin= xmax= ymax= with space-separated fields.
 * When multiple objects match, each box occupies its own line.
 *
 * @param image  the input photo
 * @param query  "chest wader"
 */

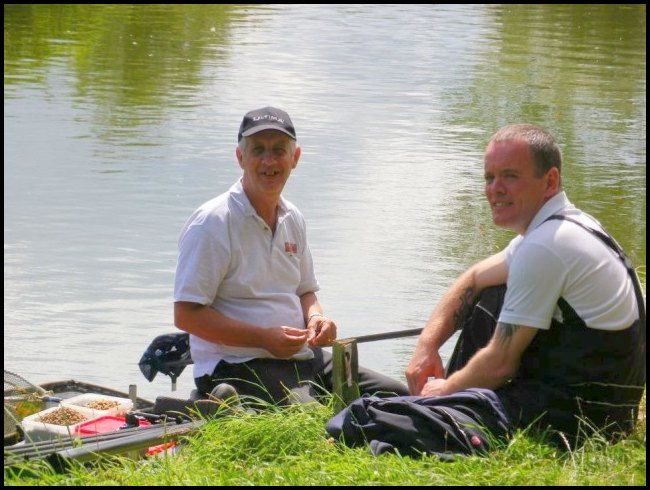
xmin=445 ymin=216 xmax=646 ymax=445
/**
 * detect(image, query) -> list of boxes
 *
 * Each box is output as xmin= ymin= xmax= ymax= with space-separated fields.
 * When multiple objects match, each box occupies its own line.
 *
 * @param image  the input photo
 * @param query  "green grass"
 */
xmin=4 ymin=392 xmax=646 ymax=486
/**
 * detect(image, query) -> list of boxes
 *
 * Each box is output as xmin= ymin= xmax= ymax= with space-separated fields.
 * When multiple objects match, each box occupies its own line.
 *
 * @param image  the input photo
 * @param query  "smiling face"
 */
xmin=236 ymin=130 xmax=300 ymax=203
xmin=484 ymin=139 xmax=560 ymax=235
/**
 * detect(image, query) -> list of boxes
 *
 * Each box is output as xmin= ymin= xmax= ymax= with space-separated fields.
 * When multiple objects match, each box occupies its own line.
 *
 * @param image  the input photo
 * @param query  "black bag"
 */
xmin=138 ymin=332 xmax=192 ymax=383
xmin=326 ymin=388 xmax=511 ymax=458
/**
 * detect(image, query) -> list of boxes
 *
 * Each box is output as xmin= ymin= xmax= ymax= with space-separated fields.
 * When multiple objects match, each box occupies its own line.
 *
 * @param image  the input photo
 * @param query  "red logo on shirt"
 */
xmin=285 ymin=242 xmax=298 ymax=254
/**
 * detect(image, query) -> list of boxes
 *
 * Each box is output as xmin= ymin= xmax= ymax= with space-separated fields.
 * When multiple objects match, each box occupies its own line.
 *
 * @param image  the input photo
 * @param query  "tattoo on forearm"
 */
xmin=452 ymin=287 xmax=475 ymax=331
xmin=495 ymin=322 xmax=520 ymax=345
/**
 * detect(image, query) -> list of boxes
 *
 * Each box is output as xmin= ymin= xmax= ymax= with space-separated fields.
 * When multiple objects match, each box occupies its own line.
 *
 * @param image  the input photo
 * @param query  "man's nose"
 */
xmin=260 ymin=149 xmax=275 ymax=163
xmin=489 ymin=177 xmax=506 ymax=194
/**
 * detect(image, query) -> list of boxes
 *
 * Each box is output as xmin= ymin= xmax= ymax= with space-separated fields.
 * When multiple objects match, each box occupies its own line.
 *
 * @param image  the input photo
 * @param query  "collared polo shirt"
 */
xmin=499 ymin=191 xmax=638 ymax=331
xmin=174 ymin=180 xmax=319 ymax=378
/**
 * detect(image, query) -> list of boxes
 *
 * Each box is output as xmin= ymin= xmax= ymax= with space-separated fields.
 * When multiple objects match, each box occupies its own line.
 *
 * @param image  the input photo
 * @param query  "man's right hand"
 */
xmin=264 ymin=326 xmax=309 ymax=359
xmin=405 ymin=348 xmax=445 ymax=395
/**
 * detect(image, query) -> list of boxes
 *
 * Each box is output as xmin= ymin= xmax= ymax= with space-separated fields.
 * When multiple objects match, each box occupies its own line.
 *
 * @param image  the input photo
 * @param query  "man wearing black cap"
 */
xmin=173 ymin=107 xmax=408 ymax=405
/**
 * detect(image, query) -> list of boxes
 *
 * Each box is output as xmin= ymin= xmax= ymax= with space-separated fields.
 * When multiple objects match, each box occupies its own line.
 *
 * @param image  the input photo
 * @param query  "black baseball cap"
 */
xmin=237 ymin=107 xmax=296 ymax=142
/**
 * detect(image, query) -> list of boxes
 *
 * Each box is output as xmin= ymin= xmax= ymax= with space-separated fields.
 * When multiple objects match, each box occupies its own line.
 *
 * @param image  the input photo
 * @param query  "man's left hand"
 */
xmin=307 ymin=316 xmax=337 ymax=347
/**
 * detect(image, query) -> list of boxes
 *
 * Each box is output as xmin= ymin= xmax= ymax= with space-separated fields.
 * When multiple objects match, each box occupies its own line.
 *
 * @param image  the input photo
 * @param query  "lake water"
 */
xmin=4 ymin=4 xmax=646 ymax=401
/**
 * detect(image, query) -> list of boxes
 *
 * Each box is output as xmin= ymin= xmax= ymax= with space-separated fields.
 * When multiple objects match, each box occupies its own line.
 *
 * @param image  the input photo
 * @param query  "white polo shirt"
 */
xmin=499 ymin=191 xmax=638 ymax=331
xmin=174 ymin=180 xmax=320 ymax=378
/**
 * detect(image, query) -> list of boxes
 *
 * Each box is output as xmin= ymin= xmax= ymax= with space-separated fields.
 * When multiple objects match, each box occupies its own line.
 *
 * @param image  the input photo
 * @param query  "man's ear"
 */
xmin=545 ymin=167 xmax=561 ymax=197
xmin=236 ymin=146 xmax=244 ymax=169
xmin=292 ymin=145 xmax=301 ymax=169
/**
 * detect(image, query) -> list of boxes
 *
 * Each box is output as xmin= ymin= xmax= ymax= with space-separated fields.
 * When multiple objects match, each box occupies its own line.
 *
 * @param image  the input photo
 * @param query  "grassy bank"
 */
xmin=4 ymin=392 xmax=646 ymax=486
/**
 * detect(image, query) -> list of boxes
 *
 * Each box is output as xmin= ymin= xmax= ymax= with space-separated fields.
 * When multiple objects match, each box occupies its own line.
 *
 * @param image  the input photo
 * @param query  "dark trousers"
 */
xmin=195 ymin=347 xmax=409 ymax=406
xmin=444 ymin=284 xmax=636 ymax=445
xmin=325 ymin=286 xmax=513 ymax=458
xmin=445 ymin=285 xmax=507 ymax=376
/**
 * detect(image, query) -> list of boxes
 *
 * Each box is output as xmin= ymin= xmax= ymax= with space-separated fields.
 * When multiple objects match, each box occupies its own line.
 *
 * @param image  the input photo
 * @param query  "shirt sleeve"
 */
xmin=292 ymin=210 xmax=319 ymax=296
xmin=173 ymin=224 xmax=230 ymax=305
xmin=297 ymin=241 xmax=320 ymax=296
xmin=499 ymin=241 xmax=567 ymax=330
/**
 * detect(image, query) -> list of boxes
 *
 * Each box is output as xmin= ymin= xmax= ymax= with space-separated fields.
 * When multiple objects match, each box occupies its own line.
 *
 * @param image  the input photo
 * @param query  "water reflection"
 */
xmin=440 ymin=4 xmax=646 ymax=264
xmin=5 ymin=5 xmax=243 ymax=138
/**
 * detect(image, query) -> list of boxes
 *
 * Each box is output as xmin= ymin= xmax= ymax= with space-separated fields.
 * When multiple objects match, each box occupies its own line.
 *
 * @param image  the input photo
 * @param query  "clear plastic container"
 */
xmin=20 ymin=405 xmax=96 ymax=442
xmin=60 ymin=393 xmax=133 ymax=417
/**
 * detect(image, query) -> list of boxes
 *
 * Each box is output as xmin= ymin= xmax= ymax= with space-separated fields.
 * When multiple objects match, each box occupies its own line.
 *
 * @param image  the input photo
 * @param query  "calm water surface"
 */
xmin=4 ymin=5 xmax=646 ymax=400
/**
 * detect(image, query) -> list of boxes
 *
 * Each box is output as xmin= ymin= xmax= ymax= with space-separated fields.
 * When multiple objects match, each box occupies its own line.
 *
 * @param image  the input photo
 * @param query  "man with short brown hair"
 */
xmin=329 ymin=124 xmax=645 ymax=455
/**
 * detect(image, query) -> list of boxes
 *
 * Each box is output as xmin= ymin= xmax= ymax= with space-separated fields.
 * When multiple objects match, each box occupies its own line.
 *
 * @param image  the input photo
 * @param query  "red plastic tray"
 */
xmin=75 ymin=415 xmax=151 ymax=436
